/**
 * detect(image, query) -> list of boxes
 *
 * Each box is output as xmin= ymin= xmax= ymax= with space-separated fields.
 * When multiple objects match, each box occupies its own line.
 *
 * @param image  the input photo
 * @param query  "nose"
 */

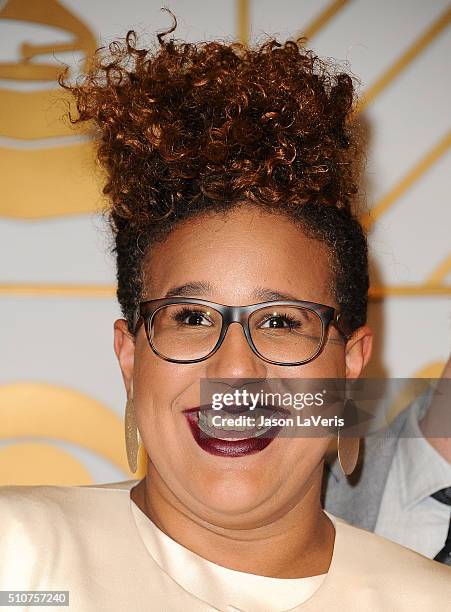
xmin=205 ymin=321 xmax=268 ymax=380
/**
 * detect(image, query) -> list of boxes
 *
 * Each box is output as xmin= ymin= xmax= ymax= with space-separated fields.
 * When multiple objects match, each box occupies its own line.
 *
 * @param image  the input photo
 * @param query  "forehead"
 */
xmin=143 ymin=206 xmax=335 ymax=305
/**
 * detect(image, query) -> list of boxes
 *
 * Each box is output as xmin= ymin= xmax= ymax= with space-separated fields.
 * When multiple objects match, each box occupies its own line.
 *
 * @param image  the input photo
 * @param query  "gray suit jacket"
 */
xmin=323 ymin=387 xmax=433 ymax=531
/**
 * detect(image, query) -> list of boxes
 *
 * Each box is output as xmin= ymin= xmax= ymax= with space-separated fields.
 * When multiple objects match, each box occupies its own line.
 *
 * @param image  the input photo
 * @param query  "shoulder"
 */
xmin=0 ymin=480 xmax=139 ymax=547
xmin=332 ymin=515 xmax=451 ymax=598
xmin=0 ymin=480 xmax=152 ymax=596
xmin=0 ymin=479 xmax=138 ymax=511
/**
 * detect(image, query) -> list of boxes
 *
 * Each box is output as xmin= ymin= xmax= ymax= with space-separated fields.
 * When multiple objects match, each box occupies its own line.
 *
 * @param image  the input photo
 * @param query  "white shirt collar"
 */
xmin=397 ymin=396 xmax=451 ymax=510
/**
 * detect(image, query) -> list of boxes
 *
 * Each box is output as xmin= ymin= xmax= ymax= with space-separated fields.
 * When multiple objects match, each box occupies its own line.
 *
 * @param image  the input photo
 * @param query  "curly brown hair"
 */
xmin=62 ymin=11 xmax=368 ymax=335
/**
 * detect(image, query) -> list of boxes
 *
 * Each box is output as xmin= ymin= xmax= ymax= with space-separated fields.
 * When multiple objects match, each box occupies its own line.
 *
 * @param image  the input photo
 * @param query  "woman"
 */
xmin=1 ymin=13 xmax=450 ymax=611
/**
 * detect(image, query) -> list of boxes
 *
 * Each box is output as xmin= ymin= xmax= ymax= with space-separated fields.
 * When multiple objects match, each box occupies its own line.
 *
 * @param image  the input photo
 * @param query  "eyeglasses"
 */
xmin=133 ymin=297 xmax=351 ymax=366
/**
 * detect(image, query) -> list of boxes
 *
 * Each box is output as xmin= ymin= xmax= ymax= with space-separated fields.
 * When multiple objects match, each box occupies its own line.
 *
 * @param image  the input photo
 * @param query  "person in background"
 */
xmin=324 ymin=356 xmax=451 ymax=565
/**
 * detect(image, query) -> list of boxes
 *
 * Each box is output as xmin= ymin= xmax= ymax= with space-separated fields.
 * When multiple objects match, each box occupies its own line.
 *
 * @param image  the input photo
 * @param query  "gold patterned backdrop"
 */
xmin=0 ymin=0 xmax=449 ymax=485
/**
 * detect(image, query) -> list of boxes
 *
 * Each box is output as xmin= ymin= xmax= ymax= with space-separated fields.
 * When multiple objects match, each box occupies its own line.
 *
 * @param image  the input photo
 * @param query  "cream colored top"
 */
xmin=0 ymin=479 xmax=450 ymax=612
xmin=129 ymin=482 xmax=326 ymax=610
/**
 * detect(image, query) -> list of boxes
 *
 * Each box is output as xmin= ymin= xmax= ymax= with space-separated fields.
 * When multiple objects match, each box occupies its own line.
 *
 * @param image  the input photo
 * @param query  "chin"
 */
xmin=183 ymin=470 xmax=280 ymax=521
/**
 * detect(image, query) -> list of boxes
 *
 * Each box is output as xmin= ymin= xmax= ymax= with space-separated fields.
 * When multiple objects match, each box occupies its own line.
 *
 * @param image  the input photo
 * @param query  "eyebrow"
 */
xmin=159 ymin=281 xmax=346 ymax=345
xmin=163 ymin=281 xmax=302 ymax=302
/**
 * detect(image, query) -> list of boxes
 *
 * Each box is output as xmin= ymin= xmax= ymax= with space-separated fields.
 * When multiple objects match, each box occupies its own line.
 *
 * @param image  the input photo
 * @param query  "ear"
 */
xmin=344 ymin=324 xmax=373 ymax=379
xmin=113 ymin=319 xmax=136 ymax=396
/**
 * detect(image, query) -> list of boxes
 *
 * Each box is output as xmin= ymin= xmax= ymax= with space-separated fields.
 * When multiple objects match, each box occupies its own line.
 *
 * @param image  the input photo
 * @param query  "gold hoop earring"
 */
xmin=337 ymin=398 xmax=360 ymax=476
xmin=125 ymin=395 xmax=140 ymax=473
xmin=337 ymin=430 xmax=360 ymax=475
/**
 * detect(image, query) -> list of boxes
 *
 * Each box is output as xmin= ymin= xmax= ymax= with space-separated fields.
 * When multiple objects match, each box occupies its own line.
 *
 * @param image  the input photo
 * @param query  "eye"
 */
xmin=259 ymin=312 xmax=302 ymax=330
xmin=172 ymin=306 xmax=214 ymax=327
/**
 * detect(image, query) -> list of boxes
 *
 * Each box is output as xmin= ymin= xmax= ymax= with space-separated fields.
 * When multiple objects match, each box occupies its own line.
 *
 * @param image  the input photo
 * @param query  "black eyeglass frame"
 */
xmin=133 ymin=297 xmax=352 ymax=366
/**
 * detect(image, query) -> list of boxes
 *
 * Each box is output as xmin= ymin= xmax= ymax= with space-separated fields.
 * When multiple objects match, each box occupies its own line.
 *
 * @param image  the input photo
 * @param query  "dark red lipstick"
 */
xmin=182 ymin=406 xmax=282 ymax=457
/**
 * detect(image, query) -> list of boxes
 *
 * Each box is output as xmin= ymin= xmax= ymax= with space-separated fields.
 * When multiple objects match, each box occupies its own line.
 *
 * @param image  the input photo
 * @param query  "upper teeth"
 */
xmin=197 ymin=409 xmax=277 ymax=439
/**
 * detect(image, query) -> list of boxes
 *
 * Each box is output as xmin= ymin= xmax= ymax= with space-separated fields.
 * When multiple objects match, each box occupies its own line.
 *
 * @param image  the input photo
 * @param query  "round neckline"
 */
xmin=127 ymin=484 xmax=339 ymax=611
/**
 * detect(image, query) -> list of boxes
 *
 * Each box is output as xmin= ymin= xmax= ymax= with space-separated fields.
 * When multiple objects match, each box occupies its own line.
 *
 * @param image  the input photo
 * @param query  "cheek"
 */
xmin=284 ymin=437 xmax=331 ymax=500
xmin=287 ymin=437 xmax=331 ymax=469
xmin=132 ymin=336 xmax=211 ymax=464
xmin=290 ymin=350 xmax=344 ymax=378
xmin=132 ymin=337 xmax=184 ymax=432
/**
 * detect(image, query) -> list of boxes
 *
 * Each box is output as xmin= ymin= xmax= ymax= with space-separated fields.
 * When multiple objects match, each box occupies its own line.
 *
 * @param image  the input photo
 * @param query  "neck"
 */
xmin=419 ymin=425 xmax=451 ymax=463
xmin=419 ymin=411 xmax=451 ymax=464
xmin=418 ymin=362 xmax=451 ymax=464
xmin=131 ymin=462 xmax=334 ymax=579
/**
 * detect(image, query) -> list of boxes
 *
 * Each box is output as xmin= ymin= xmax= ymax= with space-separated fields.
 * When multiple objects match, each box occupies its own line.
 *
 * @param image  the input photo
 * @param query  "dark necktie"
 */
xmin=431 ymin=487 xmax=451 ymax=565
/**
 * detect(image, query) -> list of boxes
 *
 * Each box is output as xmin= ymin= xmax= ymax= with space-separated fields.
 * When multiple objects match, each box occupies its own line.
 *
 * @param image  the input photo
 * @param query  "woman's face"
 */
xmin=115 ymin=204 xmax=372 ymax=529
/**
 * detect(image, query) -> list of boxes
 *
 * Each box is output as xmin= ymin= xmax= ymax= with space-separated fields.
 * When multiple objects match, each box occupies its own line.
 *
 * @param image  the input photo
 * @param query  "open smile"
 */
xmin=182 ymin=405 xmax=285 ymax=457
